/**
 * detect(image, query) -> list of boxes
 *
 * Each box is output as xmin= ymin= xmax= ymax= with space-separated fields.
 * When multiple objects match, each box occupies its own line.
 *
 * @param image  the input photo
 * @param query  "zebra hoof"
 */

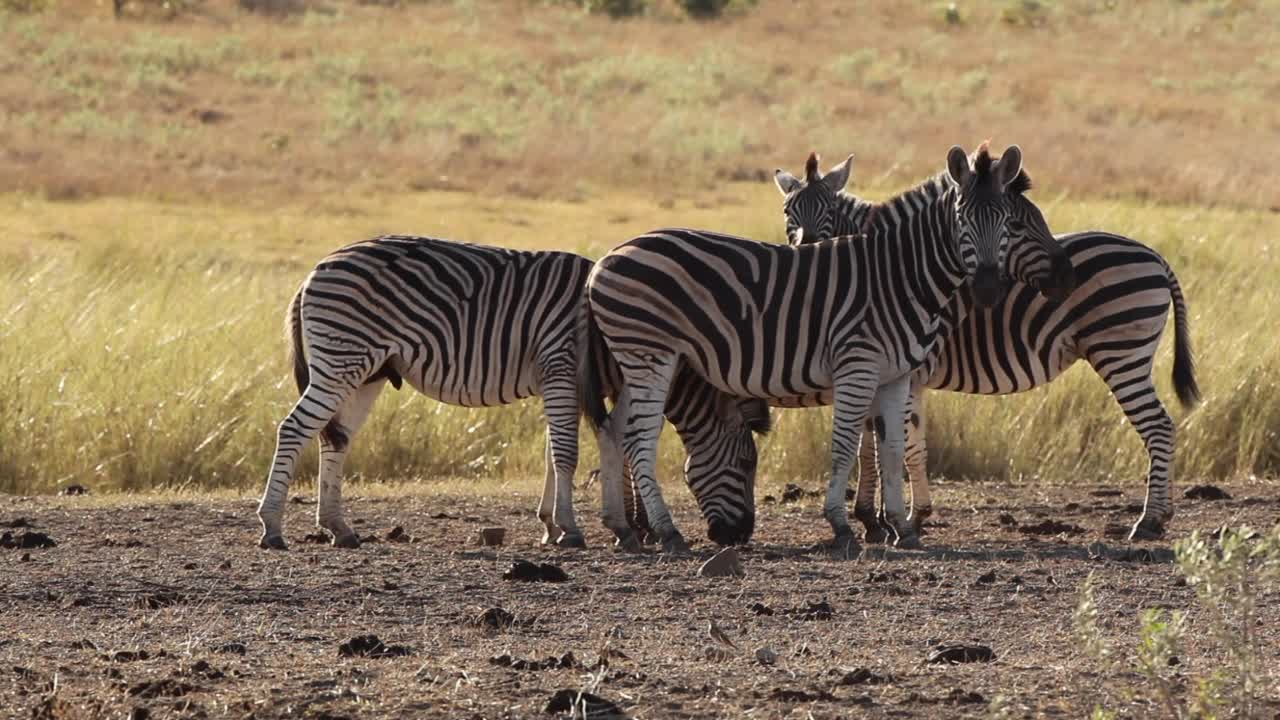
xmin=893 ymin=531 xmax=923 ymax=551
xmin=331 ymin=533 xmax=361 ymax=549
xmin=829 ymin=531 xmax=861 ymax=560
xmin=1128 ymin=517 xmax=1166 ymax=542
xmin=910 ymin=507 xmax=932 ymax=535
xmin=540 ymin=529 xmax=556 ymax=546
xmin=862 ymin=524 xmax=891 ymax=545
xmin=614 ymin=530 xmax=644 ymax=554
xmin=639 ymin=530 xmax=659 ymax=546
xmin=556 ymin=532 xmax=587 ymax=549
xmin=662 ymin=533 xmax=692 ymax=557
xmin=259 ymin=534 xmax=288 ymax=551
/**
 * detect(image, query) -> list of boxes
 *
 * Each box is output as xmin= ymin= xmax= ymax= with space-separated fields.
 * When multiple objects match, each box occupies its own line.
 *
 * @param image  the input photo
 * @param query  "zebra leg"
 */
xmin=616 ymin=358 xmax=689 ymax=556
xmin=537 ymin=433 xmax=559 ymax=545
xmin=623 ymin=459 xmax=657 ymax=544
xmin=1095 ymin=365 xmax=1175 ymax=541
xmin=872 ymin=375 xmax=921 ymax=549
xmin=593 ymin=416 xmax=643 ymax=553
xmin=257 ymin=376 xmax=358 ymax=550
xmin=316 ymin=379 xmax=385 ymax=549
xmin=827 ymin=362 xmax=881 ymax=558
xmin=853 ymin=419 xmax=891 ymax=544
xmin=904 ymin=389 xmax=933 ymax=535
xmin=543 ymin=378 xmax=585 ymax=549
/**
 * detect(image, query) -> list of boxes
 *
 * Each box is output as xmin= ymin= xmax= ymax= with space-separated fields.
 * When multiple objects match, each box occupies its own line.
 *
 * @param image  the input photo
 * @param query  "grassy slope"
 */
xmin=0 ymin=1 xmax=1278 ymax=207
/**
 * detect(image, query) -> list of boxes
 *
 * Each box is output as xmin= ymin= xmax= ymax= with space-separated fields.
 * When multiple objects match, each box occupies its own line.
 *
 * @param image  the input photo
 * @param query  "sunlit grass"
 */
xmin=1 ymin=185 xmax=1275 ymax=500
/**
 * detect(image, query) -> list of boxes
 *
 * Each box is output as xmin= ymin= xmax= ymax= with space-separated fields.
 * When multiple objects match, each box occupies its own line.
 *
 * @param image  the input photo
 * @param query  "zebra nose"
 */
xmin=707 ymin=512 xmax=754 ymax=547
xmin=972 ymin=265 xmax=1003 ymax=307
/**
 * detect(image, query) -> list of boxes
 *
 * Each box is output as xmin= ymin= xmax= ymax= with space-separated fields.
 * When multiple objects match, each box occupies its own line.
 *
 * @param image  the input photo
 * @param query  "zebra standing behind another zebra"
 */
xmin=579 ymin=144 xmax=1071 ymax=556
xmin=256 ymin=235 xmax=767 ymax=551
xmin=776 ymin=152 xmax=1199 ymax=541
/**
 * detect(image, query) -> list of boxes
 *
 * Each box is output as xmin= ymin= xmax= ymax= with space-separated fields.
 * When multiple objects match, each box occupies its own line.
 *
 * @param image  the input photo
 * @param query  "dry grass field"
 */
xmin=3 ymin=1 xmax=1280 ymax=718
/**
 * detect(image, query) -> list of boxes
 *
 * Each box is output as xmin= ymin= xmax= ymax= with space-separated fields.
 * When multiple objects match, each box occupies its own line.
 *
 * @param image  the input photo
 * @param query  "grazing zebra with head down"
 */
xmin=256 ymin=235 xmax=767 ymax=551
xmin=776 ymin=152 xmax=1199 ymax=541
xmin=579 ymin=144 xmax=1072 ymax=555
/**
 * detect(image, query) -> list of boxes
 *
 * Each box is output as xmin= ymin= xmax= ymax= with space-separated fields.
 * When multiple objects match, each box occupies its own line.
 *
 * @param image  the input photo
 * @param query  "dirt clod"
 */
xmin=976 ymin=570 xmax=997 ymax=584
xmin=1090 ymin=488 xmax=1123 ymax=497
xmin=769 ymin=687 xmax=835 ymax=703
xmin=503 ymin=559 xmax=569 ymax=583
xmin=997 ymin=513 xmax=1018 ymax=527
xmin=214 ymin=642 xmax=246 ymax=655
xmin=927 ymin=644 xmax=996 ymax=664
xmin=837 ymin=667 xmax=894 ymax=685
xmin=785 ymin=600 xmax=834 ymax=621
xmin=544 ymin=688 xmax=627 ymax=718
xmin=336 ymin=635 xmax=413 ymax=658
xmin=755 ymin=647 xmax=777 ymax=665
xmin=1 ymin=531 xmax=57 ymax=549
xmin=386 ymin=525 xmax=412 ymax=543
xmin=135 ymin=592 xmax=184 ymax=610
xmin=472 ymin=607 xmax=515 ymax=630
xmin=1184 ymin=484 xmax=1232 ymax=501
xmin=2 ymin=518 xmax=33 ymax=528
xmin=110 ymin=650 xmax=151 ymax=663
xmin=1017 ymin=519 xmax=1085 ymax=536
xmin=779 ymin=483 xmax=818 ymax=504
xmin=301 ymin=531 xmax=329 ymax=544
xmin=697 ymin=547 xmax=744 ymax=578
xmin=477 ymin=527 xmax=506 ymax=546
xmin=490 ymin=651 xmax=577 ymax=671
xmin=749 ymin=602 xmax=774 ymax=616
xmin=58 ymin=484 xmax=89 ymax=496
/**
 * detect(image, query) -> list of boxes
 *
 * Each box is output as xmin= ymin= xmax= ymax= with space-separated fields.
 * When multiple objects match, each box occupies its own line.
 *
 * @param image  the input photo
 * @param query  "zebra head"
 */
xmin=1004 ymin=170 xmax=1077 ymax=302
xmin=945 ymin=142 xmax=1023 ymax=307
xmin=774 ymin=151 xmax=854 ymax=244
xmin=684 ymin=393 xmax=772 ymax=547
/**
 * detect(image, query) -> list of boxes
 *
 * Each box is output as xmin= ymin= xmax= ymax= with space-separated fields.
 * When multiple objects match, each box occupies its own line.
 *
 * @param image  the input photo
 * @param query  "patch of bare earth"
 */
xmin=2 ymin=481 xmax=1278 ymax=718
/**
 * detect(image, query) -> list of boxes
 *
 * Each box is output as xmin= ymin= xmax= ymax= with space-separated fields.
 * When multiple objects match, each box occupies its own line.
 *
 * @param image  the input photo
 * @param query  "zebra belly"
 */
xmin=394 ymin=355 xmax=540 ymax=408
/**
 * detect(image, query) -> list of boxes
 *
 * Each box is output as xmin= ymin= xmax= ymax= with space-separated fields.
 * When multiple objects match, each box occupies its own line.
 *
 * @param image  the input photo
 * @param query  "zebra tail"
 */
xmin=285 ymin=284 xmax=309 ymax=395
xmin=575 ymin=296 xmax=610 ymax=430
xmin=1168 ymin=265 xmax=1200 ymax=409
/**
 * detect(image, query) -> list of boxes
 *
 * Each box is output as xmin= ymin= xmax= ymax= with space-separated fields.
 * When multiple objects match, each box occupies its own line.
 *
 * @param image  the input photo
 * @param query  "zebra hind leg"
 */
xmin=622 ymin=460 xmax=657 ymax=544
xmin=1092 ymin=349 xmax=1175 ymax=541
xmin=537 ymin=432 xmax=560 ymax=545
xmin=616 ymin=359 xmax=689 ymax=556
xmin=316 ymin=379 xmax=385 ymax=549
xmin=257 ymin=375 xmax=359 ymax=550
xmin=543 ymin=376 xmax=586 ymax=549
xmin=904 ymin=391 xmax=933 ymax=535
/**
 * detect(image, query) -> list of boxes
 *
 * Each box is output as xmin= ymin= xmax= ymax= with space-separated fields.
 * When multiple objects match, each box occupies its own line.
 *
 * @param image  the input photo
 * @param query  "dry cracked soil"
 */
xmin=2 ymin=479 xmax=1279 ymax=719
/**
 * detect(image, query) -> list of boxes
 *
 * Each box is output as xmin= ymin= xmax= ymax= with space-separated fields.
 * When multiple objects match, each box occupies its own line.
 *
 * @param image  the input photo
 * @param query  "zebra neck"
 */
xmin=832 ymin=194 xmax=873 ymax=235
xmin=861 ymin=178 xmax=968 ymax=319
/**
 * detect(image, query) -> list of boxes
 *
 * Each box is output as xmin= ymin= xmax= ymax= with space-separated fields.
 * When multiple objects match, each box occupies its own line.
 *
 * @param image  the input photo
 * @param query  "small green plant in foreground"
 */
xmin=1072 ymin=526 xmax=1280 ymax=718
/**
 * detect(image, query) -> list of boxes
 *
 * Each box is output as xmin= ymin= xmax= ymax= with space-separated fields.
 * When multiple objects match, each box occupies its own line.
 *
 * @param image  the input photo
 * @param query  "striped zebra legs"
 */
xmin=315 ymin=379 xmax=386 ymax=548
xmin=903 ymin=391 xmax=932 ymax=532
xmin=611 ymin=354 xmax=690 ymax=555
xmin=258 ymin=364 xmax=369 ymax=550
xmin=540 ymin=371 xmax=585 ymax=547
xmin=1087 ymin=340 xmax=1176 ymax=540
xmin=851 ymin=380 xmax=922 ymax=546
xmin=826 ymin=360 xmax=885 ymax=556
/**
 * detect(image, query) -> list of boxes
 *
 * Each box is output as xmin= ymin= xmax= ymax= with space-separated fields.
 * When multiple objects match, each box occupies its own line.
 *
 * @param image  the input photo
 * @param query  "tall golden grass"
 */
xmin=1 ymin=184 xmax=1275 ymax=498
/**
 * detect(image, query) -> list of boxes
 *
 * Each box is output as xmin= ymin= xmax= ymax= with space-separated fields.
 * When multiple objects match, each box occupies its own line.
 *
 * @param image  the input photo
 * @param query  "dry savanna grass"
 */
xmin=0 ymin=0 xmax=1278 ymax=208
xmin=1 ymin=181 xmax=1278 ymax=500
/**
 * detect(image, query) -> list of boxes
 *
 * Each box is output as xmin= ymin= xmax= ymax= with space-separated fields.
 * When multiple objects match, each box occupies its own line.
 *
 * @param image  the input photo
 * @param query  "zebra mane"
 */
xmin=1007 ymin=168 xmax=1033 ymax=196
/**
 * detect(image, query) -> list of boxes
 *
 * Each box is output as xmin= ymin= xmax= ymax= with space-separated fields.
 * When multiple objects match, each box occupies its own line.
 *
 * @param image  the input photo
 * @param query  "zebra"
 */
xmin=776 ymin=152 xmax=1199 ymax=541
xmin=256 ymin=235 xmax=767 ymax=551
xmin=578 ymin=144 xmax=1072 ymax=555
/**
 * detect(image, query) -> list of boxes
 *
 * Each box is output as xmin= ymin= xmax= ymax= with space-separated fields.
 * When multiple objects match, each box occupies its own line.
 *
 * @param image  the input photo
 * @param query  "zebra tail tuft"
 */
xmin=576 ymin=296 xmax=610 ymax=430
xmin=285 ymin=284 xmax=309 ymax=395
xmin=1168 ymin=265 xmax=1200 ymax=410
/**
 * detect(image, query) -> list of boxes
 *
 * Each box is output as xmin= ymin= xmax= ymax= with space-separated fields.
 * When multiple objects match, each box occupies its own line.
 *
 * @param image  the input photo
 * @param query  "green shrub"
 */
xmin=1 ymin=0 xmax=51 ymax=13
xmin=678 ymin=0 xmax=729 ymax=18
xmin=582 ymin=0 xmax=646 ymax=18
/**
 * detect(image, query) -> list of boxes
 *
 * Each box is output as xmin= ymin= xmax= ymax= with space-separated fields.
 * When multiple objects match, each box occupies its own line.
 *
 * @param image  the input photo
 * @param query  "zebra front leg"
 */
xmin=315 ymin=380 xmax=385 ymax=549
xmin=853 ymin=419 xmax=891 ymax=545
xmin=904 ymin=389 xmax=933 ymax=535
xmin=827 ymin=362 xmax=881 ymax=559
xmin=617 ymin=359 xmax=689 ymax=556
xmin=537 ymin=432 xmax=559 ymax=545
xmin=873 ymin=375 xmax=921 ymax=550
xmin=544 ymin=379 xmax=586 ymax=549
xmin=258 ymin=379 xmax=354 ymax=550
xmin=593 ymin=418 xmax=643 ymax=553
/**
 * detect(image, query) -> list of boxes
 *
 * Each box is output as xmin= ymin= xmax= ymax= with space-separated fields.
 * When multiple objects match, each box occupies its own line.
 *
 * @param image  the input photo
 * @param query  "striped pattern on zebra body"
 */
xmin=257 ymin=235 xmax=767 ymax=552
xmin=579 ymin=144 xmax=1064 ymax=556
xmin=779 ymin=154 xmax=1198 ymax=542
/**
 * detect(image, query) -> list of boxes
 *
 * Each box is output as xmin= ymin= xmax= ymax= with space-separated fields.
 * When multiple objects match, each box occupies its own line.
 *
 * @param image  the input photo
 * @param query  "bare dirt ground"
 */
xmin=3 ymin=479 xmax=1279 ymax=719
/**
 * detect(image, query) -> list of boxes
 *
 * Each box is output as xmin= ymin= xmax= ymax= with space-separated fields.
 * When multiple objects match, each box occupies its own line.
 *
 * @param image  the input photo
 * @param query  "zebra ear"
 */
xmin=821 ymin=154 xmax=854 ymax=193
xmin=774 ymin=169 xmax=803 ymax=196
xmin=997 ymin=145 xmax=1023 ymax=189
xmin=946 ymin=145 xmax=971 ymax=186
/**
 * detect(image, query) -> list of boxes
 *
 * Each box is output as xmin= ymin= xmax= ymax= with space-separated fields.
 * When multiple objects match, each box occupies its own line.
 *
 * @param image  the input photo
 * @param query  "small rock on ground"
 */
xmin=927 ymin=644 xmax=996 ymax=664
xmin=697 ymin=547 xmax=744 ymax=578
xmin=1183 ymin=484 xmax=1231 ymax=501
